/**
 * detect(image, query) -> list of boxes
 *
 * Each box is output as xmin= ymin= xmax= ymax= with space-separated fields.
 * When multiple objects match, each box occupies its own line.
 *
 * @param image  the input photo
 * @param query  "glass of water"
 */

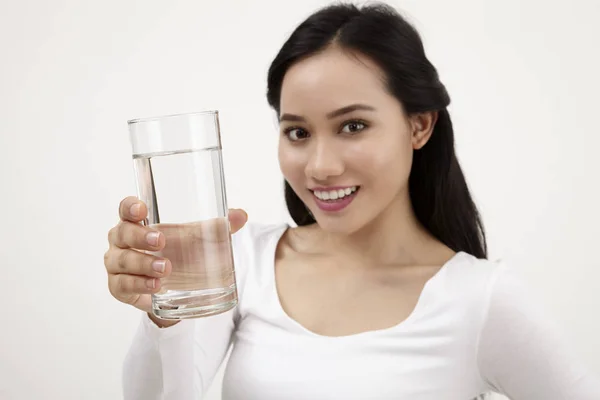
xmin=127 ymin=110 xmax=237 ymax=320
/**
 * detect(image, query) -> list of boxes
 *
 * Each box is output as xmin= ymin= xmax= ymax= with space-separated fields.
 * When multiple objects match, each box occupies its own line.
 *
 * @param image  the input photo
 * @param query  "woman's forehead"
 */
xmin=280 ymin=48 xmax=389 ymax=115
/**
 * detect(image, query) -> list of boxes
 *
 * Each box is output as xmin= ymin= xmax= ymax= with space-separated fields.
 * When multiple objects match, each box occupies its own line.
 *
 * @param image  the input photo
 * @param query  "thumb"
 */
xmin=228 ymin=208 xmax=248 ymax=234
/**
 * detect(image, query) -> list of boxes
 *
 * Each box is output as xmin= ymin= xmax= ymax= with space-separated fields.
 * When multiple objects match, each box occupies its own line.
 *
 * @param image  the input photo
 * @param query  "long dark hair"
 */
xmin=266 ymin=2 xmax=487 ymax=260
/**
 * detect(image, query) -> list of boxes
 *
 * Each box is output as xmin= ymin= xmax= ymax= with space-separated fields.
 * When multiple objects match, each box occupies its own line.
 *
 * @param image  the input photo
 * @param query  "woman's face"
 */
xmin=278 ymin=46 xmax=433 ymax=234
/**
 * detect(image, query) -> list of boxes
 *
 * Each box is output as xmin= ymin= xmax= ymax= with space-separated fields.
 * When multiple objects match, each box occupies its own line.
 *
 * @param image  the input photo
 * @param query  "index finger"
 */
xmin=119 ymin=196 xmax=148 ymax=223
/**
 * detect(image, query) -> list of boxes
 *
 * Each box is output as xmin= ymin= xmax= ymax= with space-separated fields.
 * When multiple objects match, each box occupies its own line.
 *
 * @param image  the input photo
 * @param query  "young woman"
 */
xmin=104 ymin=2 xmax=600 ymax=399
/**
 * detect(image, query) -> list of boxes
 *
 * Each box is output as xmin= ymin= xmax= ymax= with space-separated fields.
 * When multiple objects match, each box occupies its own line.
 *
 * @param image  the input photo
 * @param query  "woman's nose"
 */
xmin=305 ymin=139 xmax=344 ymax=181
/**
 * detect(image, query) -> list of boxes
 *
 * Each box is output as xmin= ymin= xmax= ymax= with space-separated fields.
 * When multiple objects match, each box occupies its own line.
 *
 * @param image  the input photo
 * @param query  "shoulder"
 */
xmin=439 ymin=251 xmax=508 ymax=295
xmin=230 ymin=221 xmax=289 ymax=280
xmin=448 ymin=252 xmax=536 ymax=306
xmin=433 ymin=252 xmax=527 ymax=326
xmin=231 ymin=221 xmax=289 ymax=255
xmin=443 ymin=252 xmax=552 ymax=330
xmin=228 ymin=221 xmax=288 ymax=312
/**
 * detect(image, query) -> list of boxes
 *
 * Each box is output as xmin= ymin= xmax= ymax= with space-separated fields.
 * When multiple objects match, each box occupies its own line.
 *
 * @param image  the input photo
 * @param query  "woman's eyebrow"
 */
xmin=279 ymin=103 xmax=376 ymax=122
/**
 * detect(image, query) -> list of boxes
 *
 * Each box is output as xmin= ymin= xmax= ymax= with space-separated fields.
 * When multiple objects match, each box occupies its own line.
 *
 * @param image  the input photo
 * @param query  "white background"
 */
xmin=1 ymin=0 xmax=599 ymax=399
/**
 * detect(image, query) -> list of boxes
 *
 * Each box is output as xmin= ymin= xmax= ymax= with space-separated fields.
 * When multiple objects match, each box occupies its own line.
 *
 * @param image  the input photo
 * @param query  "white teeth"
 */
xmin=313 ymin=186 xmax=358 ymax=201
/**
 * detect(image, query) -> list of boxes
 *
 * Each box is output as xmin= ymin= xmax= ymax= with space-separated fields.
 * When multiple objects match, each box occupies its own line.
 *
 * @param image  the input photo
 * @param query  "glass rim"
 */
xmin=127 ymin=110 xmax=218 ymax=125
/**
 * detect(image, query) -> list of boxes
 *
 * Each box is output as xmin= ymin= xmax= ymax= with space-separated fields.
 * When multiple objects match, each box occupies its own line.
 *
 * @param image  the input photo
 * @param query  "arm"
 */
xmin=122 ymin=309 xmax=236 ymax=400
xmin=122 ymin=221 xmax=252 ymax=400
xmin=477 ymin=264 xmax=600 ymax=399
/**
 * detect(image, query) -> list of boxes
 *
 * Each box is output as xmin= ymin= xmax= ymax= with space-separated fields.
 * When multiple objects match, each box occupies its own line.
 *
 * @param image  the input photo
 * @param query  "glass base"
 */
xmin=152 ymin=285 xmax=237 ymax=320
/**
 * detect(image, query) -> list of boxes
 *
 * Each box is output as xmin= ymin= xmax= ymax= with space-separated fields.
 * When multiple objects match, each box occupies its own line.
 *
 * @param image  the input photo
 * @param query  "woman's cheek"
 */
xmin=279 ymin=146 xmax=306 ymax=183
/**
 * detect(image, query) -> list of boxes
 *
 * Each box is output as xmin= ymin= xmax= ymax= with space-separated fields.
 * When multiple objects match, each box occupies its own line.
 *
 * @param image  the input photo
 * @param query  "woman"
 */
xmin=104 ymin=2 xmax=600 ymax=399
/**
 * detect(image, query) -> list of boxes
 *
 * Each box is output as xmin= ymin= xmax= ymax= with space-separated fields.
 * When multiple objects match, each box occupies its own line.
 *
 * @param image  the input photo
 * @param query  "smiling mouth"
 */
xmin=310 ymin=186 xmax=360 ymax=202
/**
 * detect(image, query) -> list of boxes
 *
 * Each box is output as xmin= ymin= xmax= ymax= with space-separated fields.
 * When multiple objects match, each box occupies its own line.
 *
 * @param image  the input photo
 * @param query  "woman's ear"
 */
xmin=410 ymin=111 xmax=438 ymax=150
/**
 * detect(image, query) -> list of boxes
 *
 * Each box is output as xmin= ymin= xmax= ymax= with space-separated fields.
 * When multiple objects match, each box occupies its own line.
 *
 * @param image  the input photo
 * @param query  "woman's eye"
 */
xmin=341 ymin=120 xmax=366 ymax=134
xmin=285 ymin=128 xmax=309 ymax=141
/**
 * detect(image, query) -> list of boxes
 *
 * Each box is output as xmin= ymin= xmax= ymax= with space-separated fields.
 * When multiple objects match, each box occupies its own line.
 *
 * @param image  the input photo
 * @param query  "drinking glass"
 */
xmin=128 ymin=110 xmax=237 ymax=319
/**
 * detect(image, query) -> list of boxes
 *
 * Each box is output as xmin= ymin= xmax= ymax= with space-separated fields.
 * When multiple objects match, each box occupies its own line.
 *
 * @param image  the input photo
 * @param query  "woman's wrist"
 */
xmin=147 ymin=312 xmax=180 ymax=328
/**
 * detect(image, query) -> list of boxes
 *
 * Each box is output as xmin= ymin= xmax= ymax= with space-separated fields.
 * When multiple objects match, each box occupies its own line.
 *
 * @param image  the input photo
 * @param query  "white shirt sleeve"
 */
xmin=122 ymin=309 xmax=236 ymax=400
xmin=477 ymin=263 xmax=600 ymax=399
xmin=121 ymin=224 xmax=256 ymax=400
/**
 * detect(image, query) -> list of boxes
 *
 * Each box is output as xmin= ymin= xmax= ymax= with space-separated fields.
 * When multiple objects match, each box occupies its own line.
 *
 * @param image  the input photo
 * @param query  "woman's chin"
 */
xmin=311 ymin=214 xmax=362 ymax=235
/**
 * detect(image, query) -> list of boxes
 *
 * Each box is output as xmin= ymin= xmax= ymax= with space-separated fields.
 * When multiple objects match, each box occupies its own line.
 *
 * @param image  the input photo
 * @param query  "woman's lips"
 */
xmin=310 ymin=186 xmax=360 ymax=212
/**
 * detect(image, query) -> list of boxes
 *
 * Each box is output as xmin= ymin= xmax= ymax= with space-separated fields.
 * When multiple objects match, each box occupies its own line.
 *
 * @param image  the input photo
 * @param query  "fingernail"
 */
xmin=130 ymin=203 xmax=141 ymax=218
xmin=146 ymin=232 xmax=160 ymax=246
xmin=152 ymin=260 xmax=166 ymax=273
xmin=146 ymin=278 xmax=156 ymax=289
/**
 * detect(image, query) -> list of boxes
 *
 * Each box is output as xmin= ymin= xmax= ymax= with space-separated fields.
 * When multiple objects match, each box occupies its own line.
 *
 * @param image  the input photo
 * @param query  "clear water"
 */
xmin=133 ymin=148 xmax=237 ymax=319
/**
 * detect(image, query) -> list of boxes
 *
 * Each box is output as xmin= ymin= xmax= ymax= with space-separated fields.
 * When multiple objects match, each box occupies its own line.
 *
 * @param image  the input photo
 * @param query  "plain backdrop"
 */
xmin=1 ymin=0 xmax=599 ymax=399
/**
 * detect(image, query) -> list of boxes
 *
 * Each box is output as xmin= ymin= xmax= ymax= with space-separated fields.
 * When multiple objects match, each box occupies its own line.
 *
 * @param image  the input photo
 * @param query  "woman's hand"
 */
xmin=104 ymin=196 xmax=248 ymax=324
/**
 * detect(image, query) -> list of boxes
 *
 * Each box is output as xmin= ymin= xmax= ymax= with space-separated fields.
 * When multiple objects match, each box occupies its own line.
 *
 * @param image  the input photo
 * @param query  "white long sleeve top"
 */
xmin=123 ymin=222 xmax=600 ymax=399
